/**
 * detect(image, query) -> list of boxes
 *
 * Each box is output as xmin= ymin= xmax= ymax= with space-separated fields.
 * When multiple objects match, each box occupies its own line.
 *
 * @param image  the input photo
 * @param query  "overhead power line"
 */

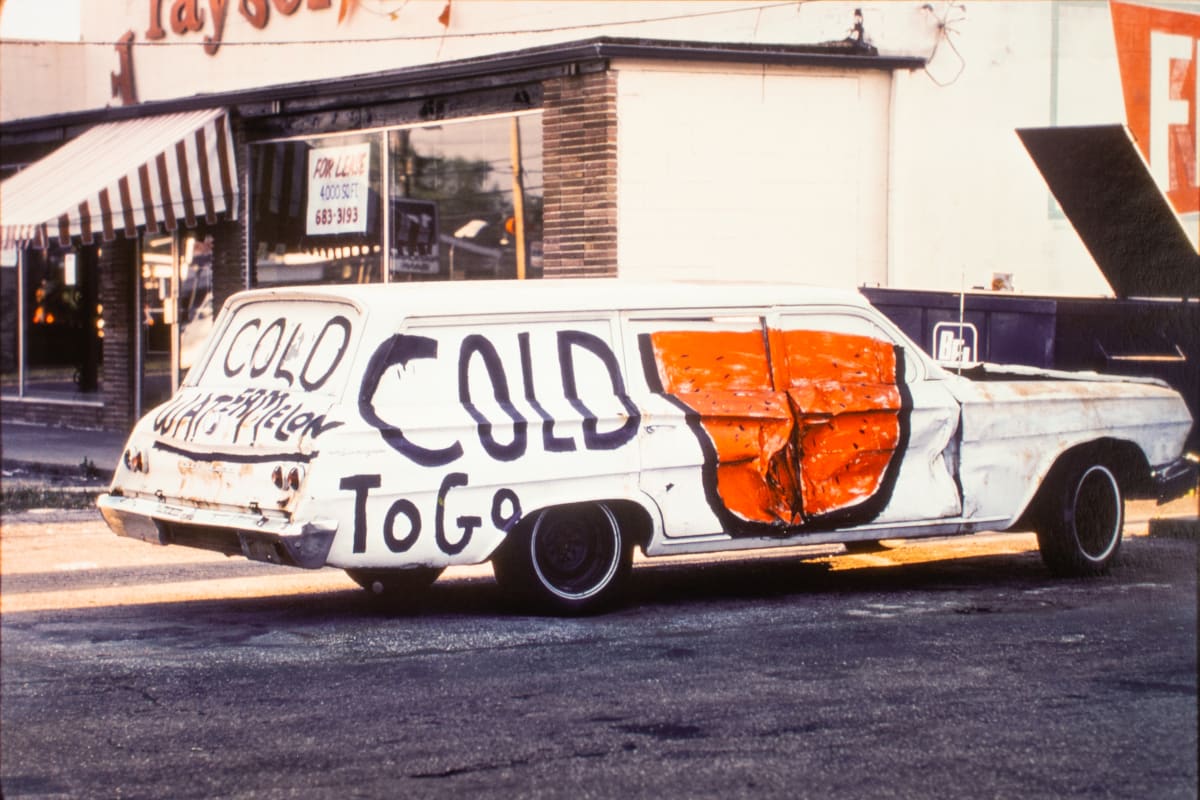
xmin=3 ymin=1 xmax=805 ymax=47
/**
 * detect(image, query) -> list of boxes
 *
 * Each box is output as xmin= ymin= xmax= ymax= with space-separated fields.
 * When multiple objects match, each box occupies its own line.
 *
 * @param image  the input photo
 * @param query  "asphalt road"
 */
xmin=1 ymin=505 xmax=1196 ymax=799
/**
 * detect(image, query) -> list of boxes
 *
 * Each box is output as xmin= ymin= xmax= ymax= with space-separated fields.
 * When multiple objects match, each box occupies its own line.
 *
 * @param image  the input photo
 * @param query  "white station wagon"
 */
xmin=98 ymin=280 xmax=1196 ymax=614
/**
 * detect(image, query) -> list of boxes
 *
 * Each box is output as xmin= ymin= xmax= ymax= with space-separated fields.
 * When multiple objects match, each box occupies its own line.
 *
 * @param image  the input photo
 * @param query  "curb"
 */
xmin=1148 ymin=517 xmax=1200 ymax=542
xmin=1 ymin=459 xmax=113 ymax=486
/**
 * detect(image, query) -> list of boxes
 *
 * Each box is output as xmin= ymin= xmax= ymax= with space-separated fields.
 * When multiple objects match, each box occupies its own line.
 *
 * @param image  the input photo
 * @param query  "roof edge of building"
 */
xmin=1 ymin=36 xmax=926 ymax=137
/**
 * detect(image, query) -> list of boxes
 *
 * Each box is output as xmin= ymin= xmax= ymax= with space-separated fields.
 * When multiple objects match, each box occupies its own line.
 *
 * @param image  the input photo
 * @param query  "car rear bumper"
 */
xmin=97 ymin=493 xmax=337 ymax=569
xmin=1152 ymin=457 xmax=1198 ymax=505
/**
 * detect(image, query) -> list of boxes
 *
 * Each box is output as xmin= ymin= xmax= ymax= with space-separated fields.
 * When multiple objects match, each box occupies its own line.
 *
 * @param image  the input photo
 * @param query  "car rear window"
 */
xmin=192 ymin=299 xmax=359 ymax=395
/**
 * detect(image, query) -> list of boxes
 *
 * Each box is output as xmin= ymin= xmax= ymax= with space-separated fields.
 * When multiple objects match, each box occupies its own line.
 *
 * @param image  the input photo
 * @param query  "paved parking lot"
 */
xmin=2 ymin=503 xmax=1196 ymax=799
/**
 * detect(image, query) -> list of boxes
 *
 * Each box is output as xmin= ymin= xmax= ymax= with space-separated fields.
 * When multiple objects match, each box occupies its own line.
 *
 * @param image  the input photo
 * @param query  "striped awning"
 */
xmin=1 ymin=108 xmax=238 ymax=249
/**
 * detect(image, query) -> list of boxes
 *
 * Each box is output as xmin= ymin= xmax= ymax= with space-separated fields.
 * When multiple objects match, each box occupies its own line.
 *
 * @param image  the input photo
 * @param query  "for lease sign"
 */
xmin=306 ymin=143 xmax=371 ymax=236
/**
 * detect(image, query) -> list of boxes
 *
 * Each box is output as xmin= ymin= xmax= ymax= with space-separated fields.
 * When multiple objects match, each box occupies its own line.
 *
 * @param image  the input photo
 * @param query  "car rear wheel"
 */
xmin=1036 ymin=458 xmax=1123 ymax=577
xmin=493 ymin=502 xmax=632 ymax=615
xmin=346 ymin=567 xmax=443 ymax=608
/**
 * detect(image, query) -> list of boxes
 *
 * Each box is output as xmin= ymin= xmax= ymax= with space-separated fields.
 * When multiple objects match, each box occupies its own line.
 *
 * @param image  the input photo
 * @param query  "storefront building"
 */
xmin=2 ymin=1 xmax=1196 ymax=434
xmin=2 ymin=32 xmax=919 ymax=431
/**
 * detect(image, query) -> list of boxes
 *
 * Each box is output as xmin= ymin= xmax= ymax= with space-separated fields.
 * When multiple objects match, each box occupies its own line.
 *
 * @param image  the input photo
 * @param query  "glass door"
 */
xmin=140 ymin=233 xmax=176 ymax=412
xmin=139 ymin=231 xmax=214 ymax=414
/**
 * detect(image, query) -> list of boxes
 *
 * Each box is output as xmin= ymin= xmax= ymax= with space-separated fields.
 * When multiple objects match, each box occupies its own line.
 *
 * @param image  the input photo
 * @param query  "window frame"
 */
xmin=246 ymin=109 xmax=544 ymax=289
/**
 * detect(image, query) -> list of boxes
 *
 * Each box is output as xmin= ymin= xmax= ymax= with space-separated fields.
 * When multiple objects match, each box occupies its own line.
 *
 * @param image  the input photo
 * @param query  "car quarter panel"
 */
xmin=948 ymin=377 xmax=1193 ymax=522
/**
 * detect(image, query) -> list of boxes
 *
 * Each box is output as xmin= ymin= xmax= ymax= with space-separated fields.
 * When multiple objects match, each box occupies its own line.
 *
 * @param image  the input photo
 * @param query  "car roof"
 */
xmin=227 ymin=278 xmax=871 ymax=318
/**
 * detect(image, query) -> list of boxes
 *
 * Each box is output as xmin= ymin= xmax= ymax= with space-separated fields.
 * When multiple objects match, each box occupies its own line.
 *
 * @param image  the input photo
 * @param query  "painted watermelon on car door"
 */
xmin=640 ymin=326 xmax=908 ymax=533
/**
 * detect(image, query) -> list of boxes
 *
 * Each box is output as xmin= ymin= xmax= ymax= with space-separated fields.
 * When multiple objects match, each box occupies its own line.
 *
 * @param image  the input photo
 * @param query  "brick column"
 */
xmin=211 ymin=218 xmax=245 ymax=315
xmin=99 ymin=237 xmax=137 ymax=431
xmin=213 ymin=117 xmax=249 ymax=314
xmin=542 ymin=69 xmax=619 ymax=278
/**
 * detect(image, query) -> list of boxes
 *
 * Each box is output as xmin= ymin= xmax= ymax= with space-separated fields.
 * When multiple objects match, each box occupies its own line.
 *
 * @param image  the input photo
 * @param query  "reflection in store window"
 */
xmin=0 ymin=242 xmax=103 ymax=401
xmin=140 ymin=234 xmax=214 ymax=411
xmin=249 ymin=112 xmax=542 ymax=286
xmin=178 ymin=236 xmax=214 ymax=374
xmin=390 ymin=113 xmax=543 ymax=281
xmin=252 ymin=134 xmax=383 ymax=287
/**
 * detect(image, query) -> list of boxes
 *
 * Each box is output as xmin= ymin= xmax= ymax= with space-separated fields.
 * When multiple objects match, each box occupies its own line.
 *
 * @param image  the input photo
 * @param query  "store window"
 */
xmin=250 ymin=111 xmax=542 ymax=286
xmin=0 ymin=242 xmax=103 ymax=402
xmin=389 ymin=113 xmax=543 ymax=280
xmin=252 ymin=133 xmax=383 ymax=287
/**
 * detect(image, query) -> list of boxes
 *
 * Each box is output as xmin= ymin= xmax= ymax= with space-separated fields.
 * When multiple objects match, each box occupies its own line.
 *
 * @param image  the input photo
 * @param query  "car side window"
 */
xmin=774 ymin=310 xmax=923 ymax=383
xmin=626 ymin=314 xmax=771 ymax=395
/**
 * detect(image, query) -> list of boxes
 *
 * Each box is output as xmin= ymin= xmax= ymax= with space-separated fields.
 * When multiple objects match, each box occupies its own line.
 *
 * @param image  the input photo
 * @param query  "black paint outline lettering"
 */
xmin=152 ymin=392 xmax=191 ymax=435
xmin=558 ymin=330 xmax=641 ymax=451
xmin=249 ymin=318 xmax=286 ymax=378
xmin=435 ymin=472 xmax=476 ymax=556
xmin=518 ymin=332 xmax=576 ymax=453
xmin=359 ymin=334 xmax=463 ymax=467
xmin=384 ymin=498 xmax=421 ymax=553
xmin=340 ymin=474 xmax=381 ymax=554
xmin=273 ymin=323 xmax=302 ymax=386
xmin=223 ymin=317 xmax=261 ymax=377
xmin=300 ymin=315 xmax=352 ymax=391
xmin=491 ymin=488 xmax=522 ymax=532
xmin=459 ymin=334 xmax=528 ymax=462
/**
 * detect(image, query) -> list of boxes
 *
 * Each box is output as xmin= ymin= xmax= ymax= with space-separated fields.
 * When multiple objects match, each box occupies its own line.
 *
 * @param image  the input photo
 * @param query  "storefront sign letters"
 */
xmin=145 ymin=0 xmax=336 ymax=55
xmin=1111 ymin=0 xmax=1200 ymax=215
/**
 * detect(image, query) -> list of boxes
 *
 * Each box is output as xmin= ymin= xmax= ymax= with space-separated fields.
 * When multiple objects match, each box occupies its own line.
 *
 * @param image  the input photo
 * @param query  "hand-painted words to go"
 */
xmin=340 ymin=472 xmax=522 ymax=556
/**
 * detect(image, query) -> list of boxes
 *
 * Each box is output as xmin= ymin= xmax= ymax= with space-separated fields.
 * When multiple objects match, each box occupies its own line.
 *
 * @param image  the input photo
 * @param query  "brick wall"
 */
xmin=213 ymin=119 xmax=249 ymax=313
xmin=0 ymin=398 xmax=106 ymax=429
xmin=542 ymin=70 xmax=619 ymax=278
xmin=99 ymin=237 xmax=138 ymax=431
xmin=211 ymin=218 xmax=246 ymax=315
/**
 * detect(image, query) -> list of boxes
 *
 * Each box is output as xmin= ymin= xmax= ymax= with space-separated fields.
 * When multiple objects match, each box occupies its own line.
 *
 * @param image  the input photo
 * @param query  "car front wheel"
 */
xmin=1036 ymin=458 xmax=1123 ymax=577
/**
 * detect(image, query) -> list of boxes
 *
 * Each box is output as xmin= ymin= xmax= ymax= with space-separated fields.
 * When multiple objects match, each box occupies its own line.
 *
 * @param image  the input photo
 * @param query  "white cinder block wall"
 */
xmin=616 ymin=62 xmax=892 ymax=289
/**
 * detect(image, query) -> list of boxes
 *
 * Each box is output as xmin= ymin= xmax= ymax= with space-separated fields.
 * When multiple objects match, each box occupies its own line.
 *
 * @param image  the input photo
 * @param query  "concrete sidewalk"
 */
xmin=1 ymin=420 xmax=127 ymax=479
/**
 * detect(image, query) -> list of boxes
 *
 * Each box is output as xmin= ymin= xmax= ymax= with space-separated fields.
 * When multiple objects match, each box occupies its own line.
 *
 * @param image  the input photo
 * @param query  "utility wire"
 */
xmin=3 ymin=1 xmax=806 ymax=47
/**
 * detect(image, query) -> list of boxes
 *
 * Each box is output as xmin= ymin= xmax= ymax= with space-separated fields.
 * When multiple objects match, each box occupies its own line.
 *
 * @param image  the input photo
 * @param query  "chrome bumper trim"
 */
xmin=96 ymin=493 xmax=337 ymax=569
xmin=1152 ymin=458 xmax=1198 ymax=505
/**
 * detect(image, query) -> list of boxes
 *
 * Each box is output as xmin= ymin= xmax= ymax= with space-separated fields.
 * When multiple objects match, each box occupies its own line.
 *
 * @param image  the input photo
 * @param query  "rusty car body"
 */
xmin=97 ymin=280 xmax=1196 ymax=613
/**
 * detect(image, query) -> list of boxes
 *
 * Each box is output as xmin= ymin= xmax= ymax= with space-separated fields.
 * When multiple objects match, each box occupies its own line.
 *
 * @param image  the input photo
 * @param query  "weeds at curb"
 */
xmin=1 ymin=487 xmax=101 ymax=513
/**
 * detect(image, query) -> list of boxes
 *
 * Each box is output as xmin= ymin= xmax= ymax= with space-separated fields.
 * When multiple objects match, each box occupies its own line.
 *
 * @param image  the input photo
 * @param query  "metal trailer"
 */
xmin=863 ymin=124 xmax=1200 ymax=454
xmin=861 ymin=287 xmax=1199 ymax=454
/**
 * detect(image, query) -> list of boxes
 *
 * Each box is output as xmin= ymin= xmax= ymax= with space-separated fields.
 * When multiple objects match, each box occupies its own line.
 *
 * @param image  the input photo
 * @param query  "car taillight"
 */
xmin=123 ymin=448 xmax=147 ymax=473
xmin=271 ymin=465 xmax=304 ymax=491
